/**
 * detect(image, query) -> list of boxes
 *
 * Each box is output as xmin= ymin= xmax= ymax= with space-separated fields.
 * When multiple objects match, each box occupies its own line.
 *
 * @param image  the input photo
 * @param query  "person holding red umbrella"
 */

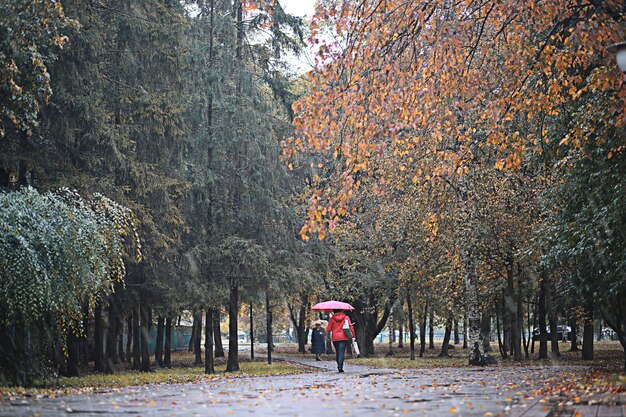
xmin=326 ymin=309 xmax=356 ymax=373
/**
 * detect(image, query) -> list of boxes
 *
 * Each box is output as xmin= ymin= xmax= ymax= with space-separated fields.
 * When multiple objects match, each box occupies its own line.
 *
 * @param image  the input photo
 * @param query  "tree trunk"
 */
xmin=569 ymin=316 xmax=579 ymax=352
xmin=386 ymin=311 xmax=394 ymax=356
xmin=164 ymin=317 xmax=172 ymax=367
xmin=214 ymin=310 xmax=224 ymax=357
xmin=205 ymin=309 xmax=215 ymax=374
xmin=515 ymin=265 xmax=524 ymax=361
xmin=438 ymin=317 xmax=452 ymax=358
xmin=481 ymin=310 xmax=492 ymax=353
xmin=464 ymin=250 xmax=494 ymax=365
xmin=537 ymin=278 xmax=548 ymax=359
xmin=140 ymin=302 xmax=151 ymax=372
xmin=299 ymin=296 xmax=309 ymax=354
xmin=462 ymin=313 xmax=468 ymax=349
xmin=249 ymin=303 xmax=254 ymax=360
xmin=502 ymin=272 xmax=512 ymax=357
xmin=497 ymin=302 xmax=507 ymax=359
xmin=126 ymin=316 xmax=133 ymax=363
xmin=600 ymin=305 xmax=626 ymax=371
xmin=523 ymin=302 xmax=532 ymax=359
xmin=407 ymin=286 xmax=416 ymax=360
xmin=226 ymin=277 xmax=240 ymax=372
xmin=94 ymin=302 xmax=106 ymax=372
xmin=428 ymin=309 xmax=435 ymax=349
xmin=288 ymin=292 xmax=309 ymax=354
xmin=397 ymin=298 xmax=404 ymax=348
xmin=189 ymin=313 xmax=197 ymax=352
xmin=104 ymin=303 xmax=117 ymax=374
xmin=546 ymin=276 xmax=560 ymax=357
xmin=352 ymin=296 xmax=394 ymax=357
xmin=504 ymin=258 xmax=520 ymax=360
xmin=64 ymin=322 xmax=80 ymax=377
xmin=582 ymin=303 xmax=594 ymax=360
xmin=194 ymin=311 xmax=203 ymax=365
xmin=419 ymin=302 xmax=427 ymax=358
xmin=155 ymin=316 xmax=164 ymax=367
xmin=453 ymin=319 xmax=460 ymax=345
xmin=266 ymin=289 xmax=273 ymax=365
xmin=118 ymin=317 xmax=125 ymax=363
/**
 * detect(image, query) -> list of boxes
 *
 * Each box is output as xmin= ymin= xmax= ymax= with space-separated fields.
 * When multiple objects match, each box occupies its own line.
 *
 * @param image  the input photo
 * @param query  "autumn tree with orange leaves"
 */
xmin=284 ymin=0 xmax=624 ymax=365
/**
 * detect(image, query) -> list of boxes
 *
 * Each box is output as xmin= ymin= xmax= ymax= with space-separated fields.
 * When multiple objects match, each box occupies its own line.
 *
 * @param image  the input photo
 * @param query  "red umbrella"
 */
xmin=312 ymin=300 xmax=354 ymax=312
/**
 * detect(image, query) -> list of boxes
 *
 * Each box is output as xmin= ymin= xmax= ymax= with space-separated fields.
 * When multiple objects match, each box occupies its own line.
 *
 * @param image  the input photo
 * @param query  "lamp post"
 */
xmin=607 ymin=41 xmax=626 ymax=73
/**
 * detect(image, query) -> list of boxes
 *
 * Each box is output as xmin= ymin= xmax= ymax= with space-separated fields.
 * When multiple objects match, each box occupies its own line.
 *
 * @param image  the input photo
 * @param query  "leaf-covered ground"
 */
xmin=1 ymin=341 xmax=623 ymax=407
xmin=0 ymin=350 xmax=314 ymax=399
xmin=1 ymin=354 xmax=624 ymax=417
xmin=273 ymin=341 xmax=626 ymax=393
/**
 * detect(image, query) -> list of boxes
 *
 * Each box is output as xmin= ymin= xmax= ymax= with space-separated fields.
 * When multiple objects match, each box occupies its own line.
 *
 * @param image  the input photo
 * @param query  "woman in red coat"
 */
xmin=326 ymin=309 xmax=355 ymax=372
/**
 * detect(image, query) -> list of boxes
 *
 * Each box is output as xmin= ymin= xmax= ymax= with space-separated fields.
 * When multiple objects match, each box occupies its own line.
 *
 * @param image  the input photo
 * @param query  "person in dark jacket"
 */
xmin=326 ymin=309 xmax=355 ymax=372
xmin=310 ymin=322 xmax=326 ymax=361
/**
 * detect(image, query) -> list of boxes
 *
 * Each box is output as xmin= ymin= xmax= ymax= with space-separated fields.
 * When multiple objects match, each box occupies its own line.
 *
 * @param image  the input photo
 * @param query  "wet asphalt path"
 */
xmin=1 ymin=356 xmax=623 ymax=416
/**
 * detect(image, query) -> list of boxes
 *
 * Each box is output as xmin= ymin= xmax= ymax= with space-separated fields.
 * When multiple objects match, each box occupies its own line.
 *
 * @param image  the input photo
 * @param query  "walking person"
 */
xmin=326 ymin=309 xmax=356 ymax=372
xmin=310 ymin=321 xmax=326 ymax=361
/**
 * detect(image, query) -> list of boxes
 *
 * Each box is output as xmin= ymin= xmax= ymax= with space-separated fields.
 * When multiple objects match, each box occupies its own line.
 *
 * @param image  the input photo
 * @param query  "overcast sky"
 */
xmin=281 ymin=0 xmax=316 ymax=19
xmin=280 ymin=0 xmax=316 ymax=73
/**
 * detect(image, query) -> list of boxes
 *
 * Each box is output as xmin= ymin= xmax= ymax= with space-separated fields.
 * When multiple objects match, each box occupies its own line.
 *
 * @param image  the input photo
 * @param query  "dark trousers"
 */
xmin=332 ymin=340 xmax=349 ymax=370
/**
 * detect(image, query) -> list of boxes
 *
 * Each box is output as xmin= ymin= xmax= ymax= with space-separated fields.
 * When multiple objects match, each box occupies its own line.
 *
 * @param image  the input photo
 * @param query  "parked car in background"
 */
xmin=600 ymin=327 xmax=618 ymax=341
xmin=532 ymin=325 xmax=572 ymax=342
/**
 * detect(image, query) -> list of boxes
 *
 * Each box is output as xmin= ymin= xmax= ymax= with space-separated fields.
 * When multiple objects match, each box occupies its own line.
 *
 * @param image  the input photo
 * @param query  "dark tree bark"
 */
xmin=164 ymin=317 xmax=172 ymax=367
xmin=139 ymin=302 xmax=151 ymax=372
xmin=545 ymin=277 xmax=560 ymax=357
xmin=462 ymin=313 xmax=467 ymax=349
xmin=497 ymin=301 xmax=507 ymax=359
xmin=265 ymin=289 xmax=273 ymax=364
xmin=205 ymin=309 xmax=215 ymax=374
xmin=582 ymin=303 xmax=594 ymax=360
xmin=118 ymin=317 xmax=125 ymax=363
xmin=453 ymin=319 xmax=460 ymax=345
xmin=126 ymin=316 xmax=132 ymax=363
xmin=386 ymin=312 xmax=394 ymax=356
xmin=438 ymin=317 xmax=452 ymax=358
xmin=504 ymin=258 xmax=521 ymax=360
xmin=189 ymin=313 xmax=197 ymax=352
xmin=537 ymin=278 xmax=548 ymax=359
xmin=155 ymin=316 xmax=164 ymax=367
xmin=132 ymin=304 xmax=141 ymax=370
xmin=63 ymin=322 xmax=80 ymax=377
xmin=226 ymin=277 xmax=240 ymax=372
xmin=105 ymin=303 xmax=117 ymax=374
xmin=406 ymin=287 xmax=416 ymax=360
xmin=428 ymin=309 xmax=435 ymax=349
xmin=94 ymin=302 xmax=106 ymax=372
xmin=288 ymin=291 xmax=309 ymax=354
xmin=194 ymin=311 xmax=203 ymax=365
xmin=419 ymin=302 xmax=427 ymax=358
xmin=80 ymin=309 xmax=90 ymax=367
xmin=249 ymin=303 xmax=255 ymax=360
xmin=352 ymin=296 xmax=394 ymax=357
xmin=600 ymin=305 xmax=626 ymax=371
xmin=523 ymin=301 xmax=533 ymax=359
xmin=214 ymin=310 xmax=225 ymax=358
xmin=398 ymin=307 xmax=404 ymax=349
xmin=515 ymin=265 xmax=524 ymax=361
xmin=569 ymin=317 xmax=579 ymax=352
xmin=481 ymin=310 xmax=492 ymax=353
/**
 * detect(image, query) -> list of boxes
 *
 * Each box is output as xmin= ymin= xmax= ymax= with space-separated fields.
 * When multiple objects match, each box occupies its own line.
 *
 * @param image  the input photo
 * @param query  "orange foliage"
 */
xmin=283 ymin=0 xmax=624 ymax=239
